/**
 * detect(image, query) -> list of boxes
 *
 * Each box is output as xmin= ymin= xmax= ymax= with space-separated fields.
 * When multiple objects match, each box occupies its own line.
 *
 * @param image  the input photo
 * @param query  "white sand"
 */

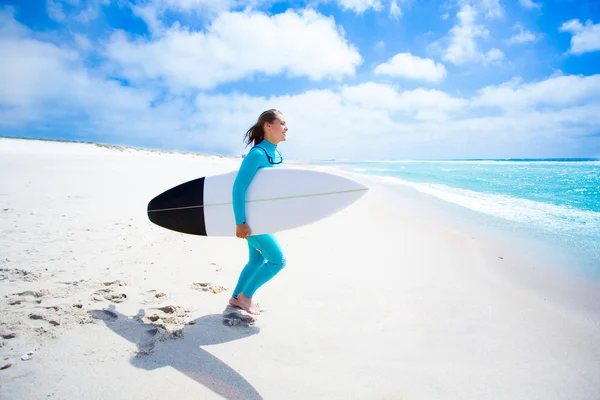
xmin=1 ymin=138 xmax=599 ymax=400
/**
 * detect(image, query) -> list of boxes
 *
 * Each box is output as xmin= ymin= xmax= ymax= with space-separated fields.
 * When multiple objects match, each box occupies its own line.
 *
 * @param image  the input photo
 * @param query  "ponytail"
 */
xmin=244 ymin=109 xmax=282 ymax=147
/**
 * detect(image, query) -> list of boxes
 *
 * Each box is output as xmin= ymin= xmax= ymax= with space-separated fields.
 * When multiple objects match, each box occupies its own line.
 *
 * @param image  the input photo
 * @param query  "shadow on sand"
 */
xmin=90 ymin=305 xmax=262 ymax=400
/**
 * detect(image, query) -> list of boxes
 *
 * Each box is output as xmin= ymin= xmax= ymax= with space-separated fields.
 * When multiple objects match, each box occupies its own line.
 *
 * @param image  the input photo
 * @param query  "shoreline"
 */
xmin=320 ymin=163 xmax=600 ymax=272
xmin=331 ymin=168 xmax=600 ymax=315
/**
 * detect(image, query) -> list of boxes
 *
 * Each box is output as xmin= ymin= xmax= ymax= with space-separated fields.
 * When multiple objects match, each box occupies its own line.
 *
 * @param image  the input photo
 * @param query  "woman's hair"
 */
xmin=243 ymin=109 xmax=282 ymax=147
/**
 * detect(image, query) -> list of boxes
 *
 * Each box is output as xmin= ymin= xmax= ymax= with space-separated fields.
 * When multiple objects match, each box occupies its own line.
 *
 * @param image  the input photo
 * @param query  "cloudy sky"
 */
xmin=1 ymin=0 xmax=599 ymax=160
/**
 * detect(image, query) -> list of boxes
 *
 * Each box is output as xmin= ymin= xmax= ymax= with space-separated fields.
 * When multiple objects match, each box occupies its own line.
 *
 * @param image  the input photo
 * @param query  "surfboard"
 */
xmin=147 ymin=167 xmax=368 ymax=237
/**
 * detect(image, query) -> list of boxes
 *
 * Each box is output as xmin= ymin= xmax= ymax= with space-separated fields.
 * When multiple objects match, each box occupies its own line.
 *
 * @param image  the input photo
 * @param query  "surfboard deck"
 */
xmin=147 ymin=167 xmax=368 ymax=237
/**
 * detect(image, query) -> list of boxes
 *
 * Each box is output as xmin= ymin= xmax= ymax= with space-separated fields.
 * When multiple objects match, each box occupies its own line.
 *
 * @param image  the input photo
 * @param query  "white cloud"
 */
xmin=274 ymin=80 xmax=599 ymax=158
xmin=0 ymin=7 xmax=29 ymax=37
xmin=0 ymin=11 xmax=186 ymax=143
xmin=46 ymin=0 xmax=110 ymax=23
xmin=441 ymin=4 xmax=501 ymax=65
xmin=104 ymin=9 xmax=362 ymax=90
xmin=140 ymin=0 xmax=267 ymax=15
xmin=341 ymin=82 xmax=401 ymax=109
xmin=128 ymin=0 xmax=284 ymax=37
xmin=161 ymin=0 xmax=237 ymax=12
xmin=485 ymin=48 xmax=504 ymax=62
xmin=476 ymin=0 xmax=503 ymax=19
xmin=46 ymin=0 xmax=66 ymax=22
xmin=340 ymin=82 xmax=468 ymax=118
xmin=374 ymin=53 xmax=447 ymax=83
xmin=192 ymin=83 xmax=471 ymax=158
xmin=0 ymin=32 xmax=168 ymax=134
xmin=0 ymin=35 xmax=79 ymax=107
xmin=335 ymin=0 xmax=383 ymax=13
xmin=519 ymin=0 xmax=541 ymax=10
xmin=445 ymin=0 xmax=503 ymax=20
xmin=472 ymin=74 xmax=600 ymax=110
xmin=314 ymin=0 xmax=409 ymax=18
xmin=559 ymin=19 xmax=600 ymax=55
xmin=73 ymin=33 xmax=93 ymax=51
xmin=131 ymin=4 xmax=164 ymax=36
xmin=339 ymin=82 xmax=467 ymax=121
xmin=444 ymin=5 xmax=486 ymax=64
xmin=507 ymin=24 xmax=541 ymax=45
xmin=394 ymin=88 xmax=468 ymax=120
xmin=432 ymin=4 xmax=506 ymax=66
xmin=390 ymin=0 xmax=402 ymax=20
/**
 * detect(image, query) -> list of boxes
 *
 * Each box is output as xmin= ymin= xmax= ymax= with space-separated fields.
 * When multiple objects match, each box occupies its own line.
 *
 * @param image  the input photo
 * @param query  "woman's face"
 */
xmin=264 ymin=114 xmax=288 ymax=144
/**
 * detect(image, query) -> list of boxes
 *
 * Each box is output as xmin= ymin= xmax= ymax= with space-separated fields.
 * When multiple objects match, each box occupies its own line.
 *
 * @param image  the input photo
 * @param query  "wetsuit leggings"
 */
xmin=232 ymin=234 xmax=286 ymax=299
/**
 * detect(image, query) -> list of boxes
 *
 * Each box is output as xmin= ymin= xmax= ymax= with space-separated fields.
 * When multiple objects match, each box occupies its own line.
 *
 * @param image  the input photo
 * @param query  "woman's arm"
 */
xmin=232 ymin=149 xmax=263 ymax=226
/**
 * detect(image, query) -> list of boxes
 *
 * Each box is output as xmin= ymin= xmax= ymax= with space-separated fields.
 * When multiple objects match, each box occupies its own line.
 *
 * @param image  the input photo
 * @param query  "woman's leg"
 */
xmin=231 ymin=240 xmax=265 ymax=300
xmin=242 ymin=234 xmax=286 ymax=298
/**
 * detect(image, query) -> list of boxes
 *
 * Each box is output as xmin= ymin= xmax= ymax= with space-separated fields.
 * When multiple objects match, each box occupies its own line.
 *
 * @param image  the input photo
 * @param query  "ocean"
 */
xmin=321 ymin=158 xmax=600 ymax=273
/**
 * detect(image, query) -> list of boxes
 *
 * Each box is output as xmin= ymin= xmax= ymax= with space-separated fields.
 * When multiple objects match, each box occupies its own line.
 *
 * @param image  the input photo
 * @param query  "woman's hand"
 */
xmin=236 ymin=223 xmax=251 ymax=239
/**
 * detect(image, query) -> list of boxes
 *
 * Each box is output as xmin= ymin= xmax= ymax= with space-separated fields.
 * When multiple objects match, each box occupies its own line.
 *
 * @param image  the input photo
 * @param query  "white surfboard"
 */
xmin=147 ymin=167 xmax=368 ymax=237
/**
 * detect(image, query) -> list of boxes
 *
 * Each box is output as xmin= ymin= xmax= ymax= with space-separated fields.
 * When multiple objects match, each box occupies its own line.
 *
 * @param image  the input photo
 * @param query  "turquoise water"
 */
xmin=323 ymin=159 xmax=600 ymax=269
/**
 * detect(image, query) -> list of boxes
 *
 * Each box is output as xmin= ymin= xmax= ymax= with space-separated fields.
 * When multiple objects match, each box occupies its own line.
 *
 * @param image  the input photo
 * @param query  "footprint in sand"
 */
xmin=0 ymin=330 xmax=16 ymax=340
xmin=6 ymin=289 xmax=49 ymax=306
xmin=93 ymin=289 xmax=128 ymax=303
xmin=141 ymin=289 xmax=168 ymax=304
xmin=102 ymin=280 xmax=127 ymax=287
xmin=138 ymin=305 xmax=191 ymax=338
xmin=192 ymin=282 xmax=227 ymax=294
xmin=29 ymin=309 xmax=61 ymax=327
xmin=26 ymin=304 xmax=92 ymax=336
xmin=93 ymin=281 xmax=128 ymax=303
xmin=136 ymin=327 xmax=162 ymax=355
xmin=3 ymin=288 xmax=93 ymax=342
xmin=222 ymin=306 xmax=256 ymax=327
xmin=58 ymin=279 xmax=87 ymax=287
xmin=88 ymin=309 xmax=119 ymax=322
xmin=0 ymin=268 xmax=40 ymax=282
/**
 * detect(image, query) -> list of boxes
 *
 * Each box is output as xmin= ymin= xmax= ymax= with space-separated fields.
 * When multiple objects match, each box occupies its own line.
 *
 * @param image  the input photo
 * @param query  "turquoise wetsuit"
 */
xmin=231 ymin=139 xmax=286 ymax=299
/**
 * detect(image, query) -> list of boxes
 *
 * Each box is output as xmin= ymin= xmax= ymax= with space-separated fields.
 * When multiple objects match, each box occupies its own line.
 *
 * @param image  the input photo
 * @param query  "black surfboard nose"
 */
xmin=147 ymin=177 xmax=208 ymax=236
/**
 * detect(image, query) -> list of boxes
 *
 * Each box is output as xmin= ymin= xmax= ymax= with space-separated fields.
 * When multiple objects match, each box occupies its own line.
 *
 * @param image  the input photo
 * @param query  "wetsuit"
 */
xmin=231 ymin=139 xmax=286 ymax=299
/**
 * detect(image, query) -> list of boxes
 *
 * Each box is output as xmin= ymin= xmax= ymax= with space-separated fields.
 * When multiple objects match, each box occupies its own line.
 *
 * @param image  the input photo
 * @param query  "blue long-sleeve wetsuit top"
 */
xmin=232 ymin=139 xmax=281 ymax=226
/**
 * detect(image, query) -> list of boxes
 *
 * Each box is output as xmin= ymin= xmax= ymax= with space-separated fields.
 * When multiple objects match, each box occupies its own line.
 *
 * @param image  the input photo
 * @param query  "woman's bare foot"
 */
xmin=228 ymin=293 xmax=259 ymax=315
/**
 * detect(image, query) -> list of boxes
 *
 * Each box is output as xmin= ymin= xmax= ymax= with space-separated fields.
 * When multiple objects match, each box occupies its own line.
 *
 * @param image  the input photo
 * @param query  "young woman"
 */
xmin=229 ymin=109 xmax=288 ymax=315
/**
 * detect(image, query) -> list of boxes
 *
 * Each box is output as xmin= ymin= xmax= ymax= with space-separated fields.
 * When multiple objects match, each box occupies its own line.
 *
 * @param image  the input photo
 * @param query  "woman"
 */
xmin=229 ymin=109 xmax=288 ymax=315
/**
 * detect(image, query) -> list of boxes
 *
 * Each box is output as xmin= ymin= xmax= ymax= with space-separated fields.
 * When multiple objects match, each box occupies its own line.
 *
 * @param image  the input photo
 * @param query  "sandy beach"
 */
xmin=1 ymin=137 xmax=599 ymax=400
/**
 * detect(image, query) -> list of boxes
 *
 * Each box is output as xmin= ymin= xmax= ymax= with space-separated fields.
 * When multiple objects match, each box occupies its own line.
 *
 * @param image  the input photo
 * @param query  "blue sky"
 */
xmin=1 ymin=0 xmax=599 ymax=160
